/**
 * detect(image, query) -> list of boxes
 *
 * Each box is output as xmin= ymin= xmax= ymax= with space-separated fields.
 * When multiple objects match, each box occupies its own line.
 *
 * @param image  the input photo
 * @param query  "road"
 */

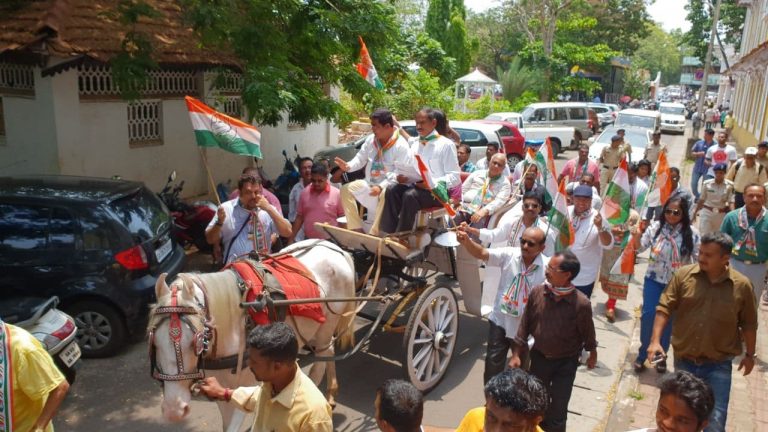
xmin=55 ymin=131 xmax=691 ymax=431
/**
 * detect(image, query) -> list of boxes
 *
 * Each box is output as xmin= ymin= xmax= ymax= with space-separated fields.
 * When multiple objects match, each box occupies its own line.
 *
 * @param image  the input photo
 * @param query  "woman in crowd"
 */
xmin=599 ymin=208 xmax=641 ymax=323
xmin=632 ymin=196 xmax=700 ymax=373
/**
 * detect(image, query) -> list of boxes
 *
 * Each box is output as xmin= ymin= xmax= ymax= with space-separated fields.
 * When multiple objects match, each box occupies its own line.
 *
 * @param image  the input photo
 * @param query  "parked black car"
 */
xmin=0 ymin=175 xmax=186 ymax=357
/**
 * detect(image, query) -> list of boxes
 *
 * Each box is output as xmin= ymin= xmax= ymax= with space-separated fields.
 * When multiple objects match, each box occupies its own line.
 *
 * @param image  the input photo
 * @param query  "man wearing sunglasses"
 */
xmin=456 ymin=226 xmax=549 ymax=384
xmin=456 ymin=153 xmax=512 ymax=230
xmin=290 ymin=163 xmax=344 ymax=242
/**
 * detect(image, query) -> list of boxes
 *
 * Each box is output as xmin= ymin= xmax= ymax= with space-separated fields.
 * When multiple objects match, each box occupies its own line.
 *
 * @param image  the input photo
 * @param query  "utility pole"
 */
xmin=693 ymin=0 xmax=722 ymax=139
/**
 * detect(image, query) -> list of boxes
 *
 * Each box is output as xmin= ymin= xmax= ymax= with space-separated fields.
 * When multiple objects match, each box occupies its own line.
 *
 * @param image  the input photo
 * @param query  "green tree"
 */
xmin=683 ymin=0 xmax=745 ymax=64
xmin=384 ymin=69 xmax=454 ymax=119
xmin=425 ymin=0 xmax=471 ymax=78
xmin=465 ymin=8 xmax=526 ymax=78
xmin=444 ymin=11 xmax=471 ymax=77
xmin=496 ymin=57 xmax=538 ymax=101
xmin=561 ymin=0 xmax=652 ymax=56
xmin=631 ymin=23 xmax=684 ymax=85
xmin=622 ymin=67 xmax=647 ymax=99
xmin=409 ymin=32 xmax=457 ymax=85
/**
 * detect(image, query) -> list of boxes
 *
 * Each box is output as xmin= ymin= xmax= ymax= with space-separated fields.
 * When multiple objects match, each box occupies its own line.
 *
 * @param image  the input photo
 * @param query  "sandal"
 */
xmin=655 ymin=359 xmax=667 ymax=374
xmin=633 ymin=360 xmax=646 ymax=373
xmin=605 ymin=308 xmax=616 ymax=323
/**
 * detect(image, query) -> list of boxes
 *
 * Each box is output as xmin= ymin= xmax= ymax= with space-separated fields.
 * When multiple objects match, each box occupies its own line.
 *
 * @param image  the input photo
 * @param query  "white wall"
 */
xmin=0 ymin=68 xmax=60 ymax=175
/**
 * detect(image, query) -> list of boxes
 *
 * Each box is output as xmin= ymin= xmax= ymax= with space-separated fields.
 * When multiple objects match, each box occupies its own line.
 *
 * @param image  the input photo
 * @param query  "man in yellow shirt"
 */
xmin=456 ymin=369 xmax=547 ymax=432
xmin=198 ymin=322 xmax=332 ymax=432
xmin=1 ymin=318 xmax=70 ymax=432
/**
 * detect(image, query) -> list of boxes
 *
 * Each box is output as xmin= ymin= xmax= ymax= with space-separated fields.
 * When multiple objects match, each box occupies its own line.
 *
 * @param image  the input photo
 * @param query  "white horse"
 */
xmin=148 ymin=239 xmax=357 ymax=430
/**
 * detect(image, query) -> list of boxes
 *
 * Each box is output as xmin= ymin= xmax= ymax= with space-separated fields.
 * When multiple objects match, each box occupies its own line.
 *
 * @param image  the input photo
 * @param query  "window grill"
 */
xmin=127 ymin=100 xmax=163 ymax=145
xmin=78 ymin=65 xmax=199 ymax=97
xmin=209 ymin=71 xmax=243 ymax=94
xmin=213 ymin=96 xmax=243 ymax=119
xmin=0 ymin=63 xmax=35 ymax=95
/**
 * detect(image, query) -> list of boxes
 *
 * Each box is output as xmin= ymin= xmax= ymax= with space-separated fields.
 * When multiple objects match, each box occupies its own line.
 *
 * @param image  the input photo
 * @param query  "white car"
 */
xmin=588 ymin=125 xmax=652 ymax=165
xmin=484 ymin=112 xmax=576 ymax=155
xmin=658 ymin=102 xmax=687 ymax=134
xmin=398 ymin=120 xmax=504 ymax=165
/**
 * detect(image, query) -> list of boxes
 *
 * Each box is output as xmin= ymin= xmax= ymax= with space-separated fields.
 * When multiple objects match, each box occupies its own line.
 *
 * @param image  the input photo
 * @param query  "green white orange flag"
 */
xmin=548 ymin=178 xmax=574 ymax=252
xmin=638 ymin=151 xmax=672 ymax=210
xmin=600 ymin=157 xmax=631 ymax=226
xmin=356 ymin=36 xmax=384 ymax=90
xmin=185 ymin=96 xmax=262 ymax=158
xmin=533 ymin=138 xmax=558 ymax=207
xmin=415 ymin=154 xmax=456 ymax=217
xmin=610 ymin=234 xmax=636 ymax=275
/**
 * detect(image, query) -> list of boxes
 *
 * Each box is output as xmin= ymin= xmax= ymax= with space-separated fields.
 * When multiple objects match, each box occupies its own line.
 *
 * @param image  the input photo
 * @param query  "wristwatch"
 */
xmin=745 ymin=352 xmax=757 ymax=358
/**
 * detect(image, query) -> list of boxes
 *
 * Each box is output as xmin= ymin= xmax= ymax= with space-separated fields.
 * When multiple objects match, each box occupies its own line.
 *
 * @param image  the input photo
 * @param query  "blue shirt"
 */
xmin=692 ymin=139 xmax=714 ymax=174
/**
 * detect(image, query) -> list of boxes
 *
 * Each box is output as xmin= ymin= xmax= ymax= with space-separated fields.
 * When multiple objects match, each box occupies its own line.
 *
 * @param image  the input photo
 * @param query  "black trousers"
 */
xmin=734 ymin=192 xmax=744 ymax=209
xmin=529 ymin=350 xmax=580 ymax=432
xmin=379 ymin=184 xmax=440 ymax=234
xmin=484 ymin=321 xmax=529 ymax=384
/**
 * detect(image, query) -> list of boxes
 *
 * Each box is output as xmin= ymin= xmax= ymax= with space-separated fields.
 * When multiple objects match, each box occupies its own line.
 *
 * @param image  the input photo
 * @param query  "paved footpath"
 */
xmin=601 ymin=125 xmax=768 ymax=432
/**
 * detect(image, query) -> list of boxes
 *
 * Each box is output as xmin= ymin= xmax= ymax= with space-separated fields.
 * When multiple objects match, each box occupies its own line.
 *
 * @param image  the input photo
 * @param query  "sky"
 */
xmin=464 ymin=0 xmax=691 ymax=33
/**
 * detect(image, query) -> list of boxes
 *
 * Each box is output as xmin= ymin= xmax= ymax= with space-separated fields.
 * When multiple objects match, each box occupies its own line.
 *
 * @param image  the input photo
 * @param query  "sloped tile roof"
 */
xmin=0 ymin=0 xmax=240 ymax=68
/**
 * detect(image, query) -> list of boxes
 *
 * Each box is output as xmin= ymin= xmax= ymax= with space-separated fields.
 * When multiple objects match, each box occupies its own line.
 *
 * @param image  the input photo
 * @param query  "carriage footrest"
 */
xmin=404 ymin=250 xmax=424 ymax=266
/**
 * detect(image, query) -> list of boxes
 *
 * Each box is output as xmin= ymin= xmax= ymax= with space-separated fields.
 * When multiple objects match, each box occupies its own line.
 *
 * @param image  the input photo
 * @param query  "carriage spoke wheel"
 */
xmin=401 ymin=284 xmax=459 ymax=393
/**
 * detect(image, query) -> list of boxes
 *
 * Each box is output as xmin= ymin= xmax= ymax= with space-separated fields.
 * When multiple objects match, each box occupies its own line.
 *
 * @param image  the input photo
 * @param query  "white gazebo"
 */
xmin=454 ymin=68 xmax=498 ymax=113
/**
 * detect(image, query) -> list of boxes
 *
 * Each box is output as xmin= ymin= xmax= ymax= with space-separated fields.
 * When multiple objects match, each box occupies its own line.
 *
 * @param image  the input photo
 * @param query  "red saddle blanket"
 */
xmin=227 ymin=256 xmax=325 ymax=325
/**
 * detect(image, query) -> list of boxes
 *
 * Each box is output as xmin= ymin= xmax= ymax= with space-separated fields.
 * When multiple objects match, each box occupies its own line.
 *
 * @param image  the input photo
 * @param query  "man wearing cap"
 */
xmin=704 ymin=132 xmax=738 ymax=180
xmin=476 ymin=142 xmax=512 ymax=177
xmin=726 ymin=147 xmax=768 ymax=208
xmin=512 ymin=140 xmax=544 ymax=183
xmin=644 ymin=131 xmax=667 ymax=165
xmin=559 ymin=144 xmax=601 ymax=192
xmin=721 ymin=184 xmax=768 ymax=306
xmin=756 ymin=141 xmax=768 ymax=169
xmin=693 ymin=163 xmax=734 ymax=235
xmin=599 ymin=135 xmax=628 ymax=193
xmin=569 ymin=185 xmax=613 ymax=298
xmin=690 ymin=129 xmax=716 ymax=201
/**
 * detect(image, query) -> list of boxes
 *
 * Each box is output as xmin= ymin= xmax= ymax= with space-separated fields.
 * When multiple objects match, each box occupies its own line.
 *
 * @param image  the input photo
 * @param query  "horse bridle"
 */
xmin=148 ymin=282 xmax=214 ymax=383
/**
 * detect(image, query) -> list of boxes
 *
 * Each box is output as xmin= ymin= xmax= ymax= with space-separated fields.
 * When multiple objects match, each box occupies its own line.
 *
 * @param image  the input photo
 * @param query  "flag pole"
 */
xmin=199 ymin=147 xmax=222 ymax=206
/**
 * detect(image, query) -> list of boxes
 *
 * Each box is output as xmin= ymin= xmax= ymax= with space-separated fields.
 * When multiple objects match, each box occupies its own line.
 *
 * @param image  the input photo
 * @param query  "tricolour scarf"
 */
xmin=650 ymin=224 xmax=682 ymax=269
xmin=545 ymin=282 xmax=576 ymax=297
xmin=501 ymin=259 xmax=539 ymax=317
xmin=0 ymin=320 xmax=13 ymax=432
xmin=419 ymin=130 xmax=440 ymax=145
xmin=733 ymin=207 xmax=765 ymax=257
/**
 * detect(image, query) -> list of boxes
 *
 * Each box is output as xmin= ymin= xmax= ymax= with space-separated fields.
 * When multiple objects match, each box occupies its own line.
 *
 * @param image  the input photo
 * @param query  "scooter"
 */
xmin=158 ymin=171 xmax=217 ymax=253
xmin=0 ymin=296 xmax=81 ymax=384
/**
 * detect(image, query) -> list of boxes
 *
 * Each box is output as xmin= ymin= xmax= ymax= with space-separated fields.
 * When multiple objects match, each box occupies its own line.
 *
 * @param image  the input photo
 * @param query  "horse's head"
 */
xmin=148 ymin=273 xmax=208 ymax=422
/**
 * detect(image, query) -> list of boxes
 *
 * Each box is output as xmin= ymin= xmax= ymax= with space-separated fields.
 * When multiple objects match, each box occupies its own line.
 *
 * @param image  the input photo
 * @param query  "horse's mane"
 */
xmin=190 ymin=271 xmax=242 ymax=340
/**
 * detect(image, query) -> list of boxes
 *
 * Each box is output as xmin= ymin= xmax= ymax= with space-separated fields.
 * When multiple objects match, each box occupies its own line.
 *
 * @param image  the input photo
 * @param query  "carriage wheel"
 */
xmin=401 ymin=283 xmax=459 ymax=393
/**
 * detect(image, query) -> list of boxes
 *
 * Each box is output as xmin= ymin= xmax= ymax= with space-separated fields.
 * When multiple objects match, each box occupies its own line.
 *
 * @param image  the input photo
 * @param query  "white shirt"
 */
xmin=704 ymin=144 xmax=738 ymax=177
xmin=568 ymin=206 xmax=613 ymax=286
xmin=567 ymin=182 xmax=601 ymax=210
xmin=487 ymin=248 xmax=549 ymax=337
xmin=629 ymin=178 xmax=648 ymax=208
xmin=479 ymin=212 xmax=556 ymax=256
xmin=409 ymin=134 xmax=461 ymax=189
xmin=461 ymin=169 xmax=512 ymax=215
xmin=475 ymin=157 xmax=512 ymax=177
xmin=207 ymin=198 xmax=277 ymax=264
xmin=345 ymin=129 xmax=411 ymax=190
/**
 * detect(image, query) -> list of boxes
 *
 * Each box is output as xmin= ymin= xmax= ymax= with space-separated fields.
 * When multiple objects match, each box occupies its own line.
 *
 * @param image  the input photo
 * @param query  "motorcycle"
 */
xmin=0 ymin=296 xmax=81 ymax=384
xmin=158 ymin=171 xmax=217 ymax=253
xmin=271 ymin=145 xmax=302 ymax=216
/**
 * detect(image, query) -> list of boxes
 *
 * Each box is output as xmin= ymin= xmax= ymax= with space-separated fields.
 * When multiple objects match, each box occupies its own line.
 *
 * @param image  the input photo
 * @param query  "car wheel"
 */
xmin=66 ymin=300 xmax=127 ymax=358
xmin=506 ymin=154 xmax=523 ymax=170
xmin=550 ymin=140 xmax=561 ymax=157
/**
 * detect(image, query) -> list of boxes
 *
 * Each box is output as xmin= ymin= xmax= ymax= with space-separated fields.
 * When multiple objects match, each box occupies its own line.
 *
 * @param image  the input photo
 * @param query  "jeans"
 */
xmin=529 ymin=350 xmax=580 ymax=432
xmin=675 ymin=359 xmax=732 ymax=432
xmin=575 ymin=282 xmax=594 ymax=299
xmin=691 ymin=170 xmax=705 ymax=200
xmin=637 ymin=277 xmax=672 ymax=363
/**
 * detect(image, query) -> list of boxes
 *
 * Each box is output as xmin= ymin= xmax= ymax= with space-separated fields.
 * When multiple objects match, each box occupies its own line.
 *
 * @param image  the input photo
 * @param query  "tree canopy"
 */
xmin=683 ymin=0 xmax=745 ymax=63
xmin=631 ymin=23 xmax=685 ymax=86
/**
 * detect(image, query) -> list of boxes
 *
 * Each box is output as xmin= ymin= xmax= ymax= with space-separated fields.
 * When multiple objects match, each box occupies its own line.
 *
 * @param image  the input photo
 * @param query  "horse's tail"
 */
xmin=335 ymin=249 xmax=356 ymax=351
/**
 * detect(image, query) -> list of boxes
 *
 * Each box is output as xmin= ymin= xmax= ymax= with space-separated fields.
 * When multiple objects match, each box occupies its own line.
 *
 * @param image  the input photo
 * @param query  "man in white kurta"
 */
xmin=568 ymin=185 xmax=613 ymax=298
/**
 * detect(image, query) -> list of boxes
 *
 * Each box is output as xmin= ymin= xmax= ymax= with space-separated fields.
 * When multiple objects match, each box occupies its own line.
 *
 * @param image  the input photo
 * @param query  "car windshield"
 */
xmin=485 ymin=114 xmax=503 ymax=121
xmin=108 ymin=188 xmax=170 ymax=241
xmin=616 ymin=114 xmax=657 ymax=130
xmin=660 ymin=106 xmax=685 ymax=115
xmin=521 ymin=107 xmax=535 ymax=121
xmin=597 ymin=130 xmax=648 ymax=148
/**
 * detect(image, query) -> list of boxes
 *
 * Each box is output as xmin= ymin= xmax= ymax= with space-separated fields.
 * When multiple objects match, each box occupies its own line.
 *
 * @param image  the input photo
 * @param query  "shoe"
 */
xmin=761 ymin=293 xmax=768 ymax=306
xmin=605 ymin=308 xmax=615 ymax=323
xmin=633 ymin=360 xmax=646 ymax=373
xmin=655 ymin=359 xmax=667 ymax=373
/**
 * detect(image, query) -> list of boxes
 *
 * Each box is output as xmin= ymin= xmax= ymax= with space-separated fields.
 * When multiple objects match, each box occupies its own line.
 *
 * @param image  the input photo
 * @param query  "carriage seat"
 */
xmin=414 ymin=206 xmax=448 ymax=230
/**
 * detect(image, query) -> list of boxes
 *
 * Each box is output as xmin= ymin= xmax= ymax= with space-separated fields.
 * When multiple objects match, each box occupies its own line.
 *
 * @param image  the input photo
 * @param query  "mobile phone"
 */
xmin=650 ymin=353 xmax=665 ymax=365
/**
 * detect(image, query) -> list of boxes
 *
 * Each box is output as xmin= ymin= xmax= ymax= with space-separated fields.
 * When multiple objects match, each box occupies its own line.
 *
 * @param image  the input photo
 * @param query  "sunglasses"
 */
xmin=664 ymin=209 xmax=682 ymax=216
xmin=520 ymin=239 xmax=540 ymax=247
xmin=523 ymin=203 xmax=540 ymax=209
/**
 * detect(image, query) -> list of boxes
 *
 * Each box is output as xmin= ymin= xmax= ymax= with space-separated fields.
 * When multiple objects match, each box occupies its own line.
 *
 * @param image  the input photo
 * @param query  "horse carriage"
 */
xmin=147 ymin=205 xmax=502 ymax=429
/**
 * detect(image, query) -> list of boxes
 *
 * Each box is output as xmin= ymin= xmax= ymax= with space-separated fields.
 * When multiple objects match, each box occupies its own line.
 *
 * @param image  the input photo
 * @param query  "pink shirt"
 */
xmin=560 ymin=158 xmax=601 ymax=187
xmin=297 ymin=183 xmax=343 ymax=239
xmin=229 ymin=188 xmax=284 ymax=217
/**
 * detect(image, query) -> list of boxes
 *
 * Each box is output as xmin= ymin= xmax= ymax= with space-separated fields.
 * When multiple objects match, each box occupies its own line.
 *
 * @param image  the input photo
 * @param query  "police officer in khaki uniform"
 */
xmin=644 ymin=130 xmax=667 ymax=165
xmin=693 ymin=163 xmax=735 ymax=235
xmin=599 ymin=135 xmax=628 ymax=192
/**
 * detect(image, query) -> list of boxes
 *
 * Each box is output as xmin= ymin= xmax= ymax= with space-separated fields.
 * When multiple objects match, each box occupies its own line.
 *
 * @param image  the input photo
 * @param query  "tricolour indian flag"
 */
xmin=610 ymin=234 xmax=636 ymax=275
xmin=600 ymin=157 xmax=631 ymax=226
xmin=549 ymin=178 xmax=574 ymax=252
xmin=533 ymin=138 xmax=559 ymax=206
xmin=415 ymin=154 xmax=456 ymax=217
xmin=637 ymin=151 xmax=672 ymax=211
xmin=185 ymin=96 xmax=262 ymax=158
xmin=356 ymin=36 xmax=384 ymax=90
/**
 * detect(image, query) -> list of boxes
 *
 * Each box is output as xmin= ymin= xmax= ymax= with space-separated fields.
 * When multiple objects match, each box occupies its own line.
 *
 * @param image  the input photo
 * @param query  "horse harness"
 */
xmin=148 ymin=279 xmax=216 ymax=383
